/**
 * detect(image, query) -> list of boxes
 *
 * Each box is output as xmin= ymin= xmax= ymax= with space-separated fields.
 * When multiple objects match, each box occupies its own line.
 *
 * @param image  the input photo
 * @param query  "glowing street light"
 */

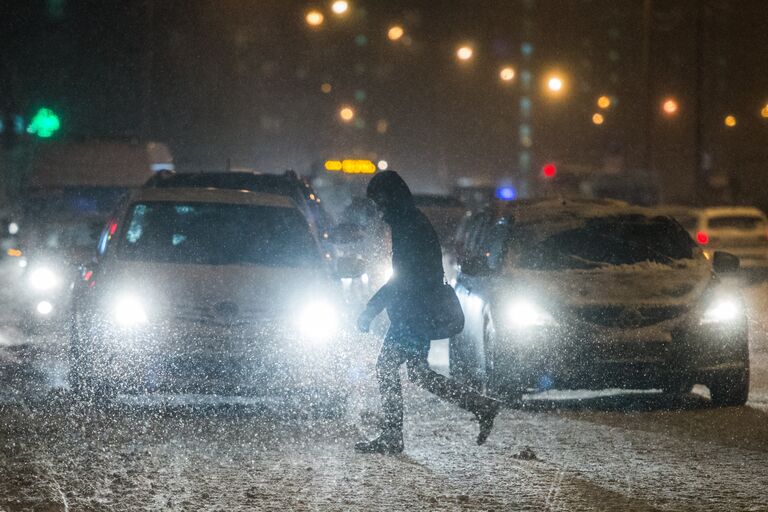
xmin=662 ymin=98 xmax=679 ymax=116
xmin=545 ymin=74 xmax=565 ymax=95
xmin=597 ymin=95 xmax=611 ymax=109
xmin=331 ymin=1 xmax=349 ymax=15
xmin=761 ymin=104 xmax=768 ymax=119
xmin=339 ymin=106 xmax=355 ymax=122
xmin=305 ymin=10 xmax=324 ymax=27
xmin=456 ymin=45 xmax=474 ymax=62
xmin=724 ymin=115 xmax=737 ymax=128
xmin=592 ymin=113 xmax=605 ymax=125
xmin=499 ymin=66 xmax=516 ymax=82
xmin=387 ymin=25 xmax=404 ymax=41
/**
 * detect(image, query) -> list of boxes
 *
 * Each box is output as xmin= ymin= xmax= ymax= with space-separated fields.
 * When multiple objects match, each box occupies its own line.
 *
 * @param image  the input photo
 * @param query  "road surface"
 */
xmin=1 ymin=285 xmax=767 ymax=511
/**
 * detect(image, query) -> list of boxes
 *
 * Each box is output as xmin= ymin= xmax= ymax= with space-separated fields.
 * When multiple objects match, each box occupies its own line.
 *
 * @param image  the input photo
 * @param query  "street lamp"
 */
xmin=305 ymin=10 xmax=324 ymax=27
xmin=456 ymin=45 xmax=473 ymax=62
xmin=761 ymin=104 xmax=768 ymax=119
xmin=387 ymin=25 xmax=404 ymax=42
xmin=339 ymin=106 xmax=355 ymax=122
xmin=662 ymin=98 xmax=679 ymax=116
xmin=543 ymin=73 xmax=566 ymax=96
xmin=499 ymin=66 xmax=515 ymax=82
xmin=597 ymin=95 xmax=611 ymax=109
xmin=592 ymin=113 xmax=605 ymax=125
xmin=724 ymin=115 xmax=737 ymax=128
xmin=331 ymin=1 xmax=349 ymax=15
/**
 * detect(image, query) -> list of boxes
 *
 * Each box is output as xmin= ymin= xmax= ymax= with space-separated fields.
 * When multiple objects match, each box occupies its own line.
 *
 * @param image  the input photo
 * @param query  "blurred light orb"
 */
xmin=377 ymin=160 xmax=388 ymax=170
xmin=662 ymin=98 xmax=679 ymax=115
xmin=592 ymin=113 xmax=605 ymax=125
xmin=547 ymin=76 xmax=564 ymax=93
xmin=597 ymin=95 xmax=611 ymax=109
xmin=761 ymin=104 xmax=768 ymax=118
xmin=456 ymin=46 xmax=474 ymax=61
xmin=376 ymin=119 xmax=388 ymax=134
xmin=305 ymin=10 xmax=324 ymax=27
xmin=339 ymin=106 xmax=355 ymax=122
xmin=331 ymin=1 xmax=349 ymax=15
xmin=320 ymin=82 xmax=332 ymax=94
xmin=388 ymin=25 xmax=404 ymax=41
xmin=724 ymin=115 xmax=737 ymax=127
xmin=499 ymin=66 xmax=516 ymax=82
xmin=37 ymin=301 xmax=53 ymax=315
xmin=8 ymin=222 xmax=19 ymax=235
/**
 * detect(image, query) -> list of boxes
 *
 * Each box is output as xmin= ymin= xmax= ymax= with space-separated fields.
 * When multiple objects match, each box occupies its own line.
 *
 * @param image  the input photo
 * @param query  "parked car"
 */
xmin=661 ymin=206 xmax=768 ymax=279
xmin=450 ymin=198 xmax=749 ymax=406
xmin=69 ymin=185 xmax=363 ymax=413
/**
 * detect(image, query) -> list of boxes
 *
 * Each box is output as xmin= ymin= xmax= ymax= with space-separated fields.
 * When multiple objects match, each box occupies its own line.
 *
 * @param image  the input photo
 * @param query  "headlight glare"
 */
xmin=29 ymin=267 xmax=59 ymax=291
xmin=701 ymin=298 xmax=741 ymax=324
xmin=113 ymin=295 xmax=148 ymax=327
xmin=506 ymin=299 xmax=555 ymax=328
xmin=297 ymin=300 xmax=339 ymax=344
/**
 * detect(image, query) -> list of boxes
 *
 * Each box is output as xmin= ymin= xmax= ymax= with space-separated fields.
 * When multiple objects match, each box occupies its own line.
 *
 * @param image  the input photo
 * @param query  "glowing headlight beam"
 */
xmin=113 ymin=295 xmax=148 ymax=327
xmin=506 ymin=299 xmax=555 ymax=328
xmin=701 ymin=298 xmax=741 ymax=324
xmin=29 ymin=267 xmax=59 ymax=291
xmin=297 ymin=300 xmax=339 ymax=344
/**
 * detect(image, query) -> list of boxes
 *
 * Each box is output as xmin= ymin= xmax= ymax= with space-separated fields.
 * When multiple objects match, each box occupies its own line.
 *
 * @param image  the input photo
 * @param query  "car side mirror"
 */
xmin=330 ymin=222 xmax=364 ymax=245
xmin=336 ymin=255 xmax=366 ymax=279
xmin=712 ymin=251 xmax=739 ymax=273
xmin=460 ymin=256 xmax=491 ymax=277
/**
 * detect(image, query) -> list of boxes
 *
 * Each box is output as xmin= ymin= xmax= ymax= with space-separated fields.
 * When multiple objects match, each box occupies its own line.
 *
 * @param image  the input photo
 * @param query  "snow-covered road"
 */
xmin=1 ymin=285 xmax=768 ymax=511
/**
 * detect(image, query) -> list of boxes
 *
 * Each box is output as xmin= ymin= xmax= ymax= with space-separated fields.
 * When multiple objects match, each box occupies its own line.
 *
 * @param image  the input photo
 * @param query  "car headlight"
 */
xmin=297 ymin=300 xmax=339 ymax=344
xmin=29 ymin=267 xmax=59 ymax=291
xmin=505 ymin=299 xmax=555 ymax=328
xmin=112 ymin=295 xmax=148 ymax=327
xmin=701 ymin=297 xmax=741 ymax=324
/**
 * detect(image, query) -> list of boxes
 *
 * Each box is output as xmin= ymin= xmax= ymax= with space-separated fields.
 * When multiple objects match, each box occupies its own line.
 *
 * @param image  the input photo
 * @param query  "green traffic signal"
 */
xmin=27 ymin=108 xmax=61 ymax=138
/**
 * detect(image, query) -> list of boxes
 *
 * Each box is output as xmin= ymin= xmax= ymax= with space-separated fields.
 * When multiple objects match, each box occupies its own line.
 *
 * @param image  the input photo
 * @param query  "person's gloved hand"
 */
xmin=356 ymin=307 xmax=377 ymax=333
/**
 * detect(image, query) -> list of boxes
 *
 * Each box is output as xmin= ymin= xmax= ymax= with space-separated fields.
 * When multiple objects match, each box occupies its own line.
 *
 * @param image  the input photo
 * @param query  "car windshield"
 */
xmin=707 ymin=215 xmax=765 ymax=230
xmin=117 ymin=201 xmax=319 ymax=266
xmin=511 ymin=215 xmax=695 ymax=270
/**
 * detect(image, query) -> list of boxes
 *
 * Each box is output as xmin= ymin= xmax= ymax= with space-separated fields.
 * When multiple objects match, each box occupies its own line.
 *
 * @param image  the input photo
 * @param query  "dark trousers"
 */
xmin=376 ymin=328 xmax=484 ymax=434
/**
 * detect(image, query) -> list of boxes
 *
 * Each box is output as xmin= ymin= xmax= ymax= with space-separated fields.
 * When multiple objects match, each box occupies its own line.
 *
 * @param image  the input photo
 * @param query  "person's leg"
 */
xmin=376 ymin=334 xmax=408 ymax=435
xmin=355 ymin=330 xmax=408 ymax=454
xmin=404 ymin=339 xmax=501 ymax=445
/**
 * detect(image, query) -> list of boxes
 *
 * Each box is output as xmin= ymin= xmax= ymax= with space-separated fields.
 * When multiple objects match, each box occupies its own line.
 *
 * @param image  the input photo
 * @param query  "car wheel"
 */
xmin=483 ymin=317 xmax=523 ymax=405
xmin=709 ymin=367 xmax=749 ymax=407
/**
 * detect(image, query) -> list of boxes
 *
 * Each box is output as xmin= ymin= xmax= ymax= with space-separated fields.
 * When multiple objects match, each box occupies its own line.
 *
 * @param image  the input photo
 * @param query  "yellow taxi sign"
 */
xmin=324 ymin=160 xmax=343 ymax=171
xmin=324 ymin=159 xmax=377 ymax=174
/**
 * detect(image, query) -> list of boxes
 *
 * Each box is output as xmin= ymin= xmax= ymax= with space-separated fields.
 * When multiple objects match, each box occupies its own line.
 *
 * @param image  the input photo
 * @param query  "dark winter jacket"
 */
xmin=366 ymin=172 xmax=444 ymax=330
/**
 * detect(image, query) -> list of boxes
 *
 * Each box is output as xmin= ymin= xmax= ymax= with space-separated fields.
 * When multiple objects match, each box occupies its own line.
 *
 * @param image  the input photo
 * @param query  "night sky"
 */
xmin=3 ymin=0 xmax=767 ymax=204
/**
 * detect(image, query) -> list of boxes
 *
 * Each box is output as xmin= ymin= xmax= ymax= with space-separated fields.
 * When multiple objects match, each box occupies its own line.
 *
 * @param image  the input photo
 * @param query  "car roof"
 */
xmin=129 ymin=187 xmax=297 ymax=208
xmin=144 ymin=171 xmax=309 ymax=195
xmin=493 ymin=197 xmax=639 ymax=223
xmin=700 ymin=206 xmax=766 ymax=218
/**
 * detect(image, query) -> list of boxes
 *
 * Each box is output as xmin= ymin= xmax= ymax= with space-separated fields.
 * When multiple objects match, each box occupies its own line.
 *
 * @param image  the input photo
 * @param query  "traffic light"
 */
xmin=542 ymin=163 xmax=557 ymax=178
xmin=27 ymin=108 xmax=61 ymax=138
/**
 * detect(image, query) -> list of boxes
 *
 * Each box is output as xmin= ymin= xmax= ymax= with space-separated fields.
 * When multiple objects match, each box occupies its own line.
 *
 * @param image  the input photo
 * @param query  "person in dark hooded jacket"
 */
xmin=355 ymin=171 xmax=501 ymax=454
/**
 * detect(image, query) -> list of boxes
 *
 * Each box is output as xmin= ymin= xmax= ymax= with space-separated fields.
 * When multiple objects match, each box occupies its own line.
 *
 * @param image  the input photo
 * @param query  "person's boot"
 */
xmin=473 ymin=397 xmax=502 ymax=445
xmin=354 ymin=430 xmax=404 ymax=454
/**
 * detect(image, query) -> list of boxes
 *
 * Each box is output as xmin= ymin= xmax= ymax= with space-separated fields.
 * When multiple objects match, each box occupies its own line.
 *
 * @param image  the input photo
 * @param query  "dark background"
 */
xmin=2 ymin=0 xmax=767 ymax=202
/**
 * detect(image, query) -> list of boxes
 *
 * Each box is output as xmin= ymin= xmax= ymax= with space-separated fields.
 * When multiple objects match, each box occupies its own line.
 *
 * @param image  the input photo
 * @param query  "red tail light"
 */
xmin=696 ymin=231 xmax=709 ymax=245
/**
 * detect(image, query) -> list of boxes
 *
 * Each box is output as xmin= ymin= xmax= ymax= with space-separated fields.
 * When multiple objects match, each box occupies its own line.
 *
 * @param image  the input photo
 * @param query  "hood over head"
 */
xmin=366 ymin=171 xmax=414 ymax=221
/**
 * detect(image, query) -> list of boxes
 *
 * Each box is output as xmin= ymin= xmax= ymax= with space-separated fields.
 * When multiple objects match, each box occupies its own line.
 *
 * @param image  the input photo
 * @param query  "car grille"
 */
xmin=573 ymin=305 xmax=688 ymax=328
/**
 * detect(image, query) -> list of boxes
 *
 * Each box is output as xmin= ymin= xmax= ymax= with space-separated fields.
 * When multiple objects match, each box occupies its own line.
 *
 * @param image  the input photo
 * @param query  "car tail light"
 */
xmin=696 ymin=231 xmax=709 ymax=245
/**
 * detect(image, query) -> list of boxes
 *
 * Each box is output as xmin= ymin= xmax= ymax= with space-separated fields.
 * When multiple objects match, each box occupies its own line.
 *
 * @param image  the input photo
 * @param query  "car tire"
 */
xmin=709 ymin=367 xmax=749 ymax=407
xmin=483 ymin=317 xmax=523 ymax=406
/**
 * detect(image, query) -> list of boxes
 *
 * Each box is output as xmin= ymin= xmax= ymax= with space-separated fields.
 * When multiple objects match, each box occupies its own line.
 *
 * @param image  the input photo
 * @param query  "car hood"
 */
xmin=499 ymin=258 xmax=711 ymax=307
xmin=102 ymin=261 xmax=333 ymax=318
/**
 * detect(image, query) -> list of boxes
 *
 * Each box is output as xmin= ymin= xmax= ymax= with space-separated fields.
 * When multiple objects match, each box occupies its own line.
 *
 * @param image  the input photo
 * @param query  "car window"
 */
xmin=707 ymin=215 xmax=765 ymax=230
xmin=509 ymin=215 xmax=695 ymax=270
xmin=117 ymin=201 xmax=319 ymax=266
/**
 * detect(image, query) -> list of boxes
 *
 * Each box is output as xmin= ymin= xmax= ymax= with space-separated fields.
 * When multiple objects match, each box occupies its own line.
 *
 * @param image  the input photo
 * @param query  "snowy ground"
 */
xmin=1 ymin=285 xmax=768 ymax=511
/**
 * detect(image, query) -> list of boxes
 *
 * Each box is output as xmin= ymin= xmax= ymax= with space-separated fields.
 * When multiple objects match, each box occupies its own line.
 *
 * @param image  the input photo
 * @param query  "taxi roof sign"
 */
xmin=324 ymin=159 xmax=376 ymax=174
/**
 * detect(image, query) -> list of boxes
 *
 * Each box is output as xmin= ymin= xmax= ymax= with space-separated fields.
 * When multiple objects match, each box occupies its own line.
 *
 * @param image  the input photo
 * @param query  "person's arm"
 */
xmin=357 ymin=280 xmax=392 ymax=332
